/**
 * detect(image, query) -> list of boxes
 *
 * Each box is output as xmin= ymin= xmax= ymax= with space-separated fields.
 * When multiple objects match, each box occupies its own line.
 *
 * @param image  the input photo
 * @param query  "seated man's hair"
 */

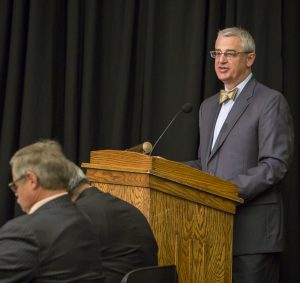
xmin=10 ymin=139 xmax=70 ymax=190
xmin=68 ymin=161 xmax=90 ymax=194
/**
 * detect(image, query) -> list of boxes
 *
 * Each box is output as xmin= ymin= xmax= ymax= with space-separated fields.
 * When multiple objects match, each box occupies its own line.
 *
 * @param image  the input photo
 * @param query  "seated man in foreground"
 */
xmin=68 ymin=162 xmax=158 ymax=283
xmin=0 ymin=140 xmax=105 ymax=282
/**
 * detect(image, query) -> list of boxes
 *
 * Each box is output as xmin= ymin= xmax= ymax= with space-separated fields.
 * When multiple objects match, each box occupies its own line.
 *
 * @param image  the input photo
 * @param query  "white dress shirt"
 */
xmin=211 ymin=73 xmax=253 ymax=150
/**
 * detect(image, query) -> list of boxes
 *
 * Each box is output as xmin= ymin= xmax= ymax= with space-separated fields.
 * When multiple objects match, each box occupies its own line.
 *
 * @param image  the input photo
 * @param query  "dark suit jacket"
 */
xmin=188 ymin=77 xmax=294 ymax=255
xmin=0 ymin=194 xmax=105 ymax=283
xmin=76 ymin=187 xmax=158 ymax=283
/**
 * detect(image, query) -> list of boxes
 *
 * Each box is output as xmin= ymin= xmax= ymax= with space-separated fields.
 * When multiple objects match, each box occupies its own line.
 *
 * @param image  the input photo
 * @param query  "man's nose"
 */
xmin=219 ymin=53 xmax=227 ymax=62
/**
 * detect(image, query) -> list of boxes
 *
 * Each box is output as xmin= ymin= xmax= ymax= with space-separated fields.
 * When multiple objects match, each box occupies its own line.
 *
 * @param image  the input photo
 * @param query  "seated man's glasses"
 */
xmin=210 ymin=50 xmax=251 ymax=59
xmin=8 ymin=175 xmax=27 ymax=193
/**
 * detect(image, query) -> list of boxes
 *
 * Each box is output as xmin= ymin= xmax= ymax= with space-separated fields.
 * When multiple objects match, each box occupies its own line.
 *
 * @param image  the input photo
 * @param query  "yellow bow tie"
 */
xmin=219 ymin=88 xmax=238 ymax=104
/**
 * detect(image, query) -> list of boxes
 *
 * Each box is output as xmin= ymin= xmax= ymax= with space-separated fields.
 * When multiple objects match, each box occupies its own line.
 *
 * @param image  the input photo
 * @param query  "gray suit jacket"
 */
xmin=188 ymin=77 xmax=294 ymax=255
xmin=0 ymin=195 xmax=105 ymax=283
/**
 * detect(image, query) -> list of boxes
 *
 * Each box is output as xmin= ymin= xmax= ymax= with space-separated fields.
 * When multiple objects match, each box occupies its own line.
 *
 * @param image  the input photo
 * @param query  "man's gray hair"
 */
xmin=218 ymin=27 xmax=256 ymax=53
xmin=68 ymin=161 xmax=90 ymax=194
xmin=10 ymin=139 xmax=71 ymax=190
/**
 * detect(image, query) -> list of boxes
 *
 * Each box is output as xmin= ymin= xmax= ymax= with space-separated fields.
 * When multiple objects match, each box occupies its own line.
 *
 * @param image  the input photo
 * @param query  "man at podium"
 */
xmin=187 ymin=27 xmax=294 ymax=282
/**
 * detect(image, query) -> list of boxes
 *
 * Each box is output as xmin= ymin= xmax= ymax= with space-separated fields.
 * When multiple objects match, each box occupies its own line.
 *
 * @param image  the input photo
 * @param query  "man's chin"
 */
xmin=17 ymin=202 xmax=27 ymax=213
xmin=217 ymin=73 xmax=229 ymax=80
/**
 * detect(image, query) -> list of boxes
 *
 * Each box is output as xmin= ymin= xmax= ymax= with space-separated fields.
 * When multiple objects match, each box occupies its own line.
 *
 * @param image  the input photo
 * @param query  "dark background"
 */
xmin=0 ymin=0 xmax=299 ymax=281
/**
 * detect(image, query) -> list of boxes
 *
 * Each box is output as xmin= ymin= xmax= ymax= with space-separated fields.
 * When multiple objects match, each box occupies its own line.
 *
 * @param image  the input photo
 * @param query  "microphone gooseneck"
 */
xmin=149 ymin=102 xmax=193 ymax=156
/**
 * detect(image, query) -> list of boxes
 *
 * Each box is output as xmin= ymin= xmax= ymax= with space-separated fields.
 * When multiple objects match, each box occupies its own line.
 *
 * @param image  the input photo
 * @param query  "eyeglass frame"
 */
xmin=210 ymin=50 xmax=252 ymax=59
xmin=8 ymin=174 xmax=27 ymax=193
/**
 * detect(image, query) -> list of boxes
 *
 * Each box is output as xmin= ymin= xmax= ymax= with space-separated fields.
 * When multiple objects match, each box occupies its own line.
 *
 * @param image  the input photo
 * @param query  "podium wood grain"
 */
xmin=82 ymin=150 xmax=242 ymax=283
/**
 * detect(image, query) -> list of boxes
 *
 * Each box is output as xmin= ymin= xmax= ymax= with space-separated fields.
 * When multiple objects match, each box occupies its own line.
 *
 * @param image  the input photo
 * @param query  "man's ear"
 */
xmin=26 ymin=171 xmax=39 ymax=189
xmin=246 ymin=52 xmax=256 ymax=67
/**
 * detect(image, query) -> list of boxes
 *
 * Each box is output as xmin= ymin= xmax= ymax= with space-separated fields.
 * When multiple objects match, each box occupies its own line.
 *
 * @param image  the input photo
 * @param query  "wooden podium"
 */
xmin=82 ymin=150 xmax=243 ymax=283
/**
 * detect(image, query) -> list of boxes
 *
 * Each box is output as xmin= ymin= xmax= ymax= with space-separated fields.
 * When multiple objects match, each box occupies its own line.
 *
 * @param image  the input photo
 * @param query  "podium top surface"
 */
xmin=82 ymin=150 xmax=243 ymax=205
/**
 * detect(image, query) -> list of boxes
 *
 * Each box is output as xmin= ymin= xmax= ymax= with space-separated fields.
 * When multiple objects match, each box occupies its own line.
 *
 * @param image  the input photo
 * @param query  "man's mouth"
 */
xmin=218 ymin=66 xmax=229 ymax=73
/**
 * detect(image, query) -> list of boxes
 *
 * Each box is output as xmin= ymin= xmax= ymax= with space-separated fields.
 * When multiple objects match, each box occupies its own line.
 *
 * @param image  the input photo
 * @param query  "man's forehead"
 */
xmin=215 ymin=36 xmax=242 ymax=48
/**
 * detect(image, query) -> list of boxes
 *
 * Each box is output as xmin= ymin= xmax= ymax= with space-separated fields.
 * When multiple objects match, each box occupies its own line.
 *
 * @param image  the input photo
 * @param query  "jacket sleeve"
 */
xmin=229 ymin=93 xmax=294 ymax=202
xmin=0 ymin=221 xmax=39 ymax=282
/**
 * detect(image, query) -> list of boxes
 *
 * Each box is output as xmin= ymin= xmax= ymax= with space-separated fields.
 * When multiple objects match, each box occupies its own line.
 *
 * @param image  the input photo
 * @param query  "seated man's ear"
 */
xmin=26 ymin=171 xmax=39 ymax=190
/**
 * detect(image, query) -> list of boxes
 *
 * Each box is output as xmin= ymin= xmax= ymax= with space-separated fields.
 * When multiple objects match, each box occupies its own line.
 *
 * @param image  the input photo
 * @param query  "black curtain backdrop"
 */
xmin=0 ymin=0 xmax=299 ymax=281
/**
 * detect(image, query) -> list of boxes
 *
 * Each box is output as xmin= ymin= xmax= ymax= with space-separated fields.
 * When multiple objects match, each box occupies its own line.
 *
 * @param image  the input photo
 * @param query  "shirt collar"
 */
xmin=225 ymin=73 xmax=253 ymax=98
xmin=28 ymin=192 xmax=68 ymax=214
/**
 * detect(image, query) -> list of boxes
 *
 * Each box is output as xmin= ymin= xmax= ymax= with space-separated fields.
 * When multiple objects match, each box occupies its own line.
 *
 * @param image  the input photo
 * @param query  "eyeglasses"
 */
xmin=8 ymin=175 xmax=27 ymax=193
xmin=210 ymin=50 xmax=251 ymax=59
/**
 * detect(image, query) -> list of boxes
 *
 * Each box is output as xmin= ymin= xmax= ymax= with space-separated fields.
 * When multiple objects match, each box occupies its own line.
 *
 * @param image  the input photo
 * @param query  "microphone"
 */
xmin=149 ymin=102 xmax=193 ymax=155
xmin=126 ymin=141 xmax=153 ymax=154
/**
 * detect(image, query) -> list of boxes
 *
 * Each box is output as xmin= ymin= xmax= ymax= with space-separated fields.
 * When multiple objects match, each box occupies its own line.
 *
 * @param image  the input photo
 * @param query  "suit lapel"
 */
xmin=208 ymin=78 xmax=257 ymax=162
